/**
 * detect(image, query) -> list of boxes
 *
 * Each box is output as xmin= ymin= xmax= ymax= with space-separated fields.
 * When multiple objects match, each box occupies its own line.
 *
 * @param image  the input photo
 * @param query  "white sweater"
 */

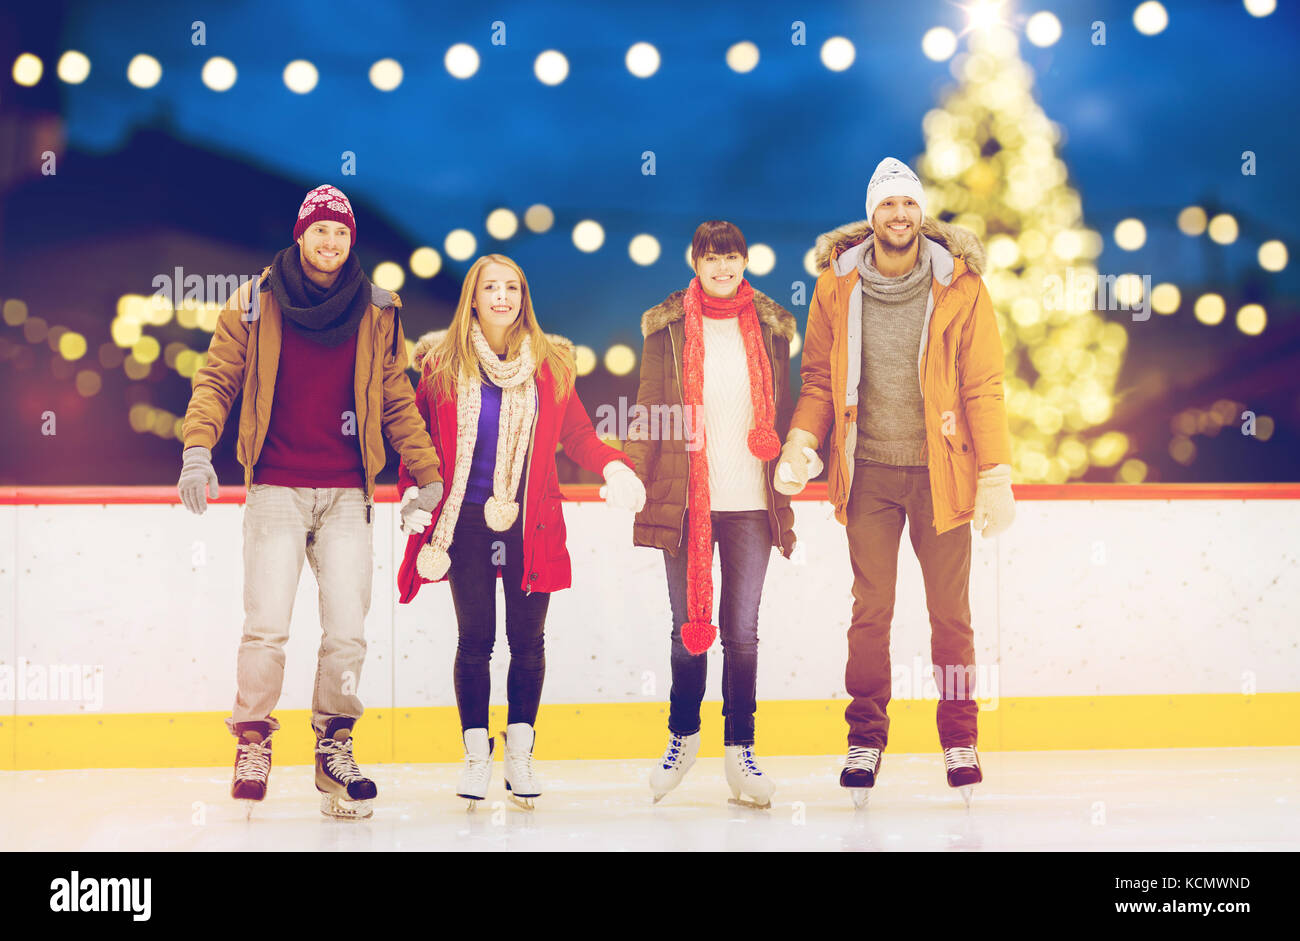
xmin=700 ymin=317 xmax=768 ymax=512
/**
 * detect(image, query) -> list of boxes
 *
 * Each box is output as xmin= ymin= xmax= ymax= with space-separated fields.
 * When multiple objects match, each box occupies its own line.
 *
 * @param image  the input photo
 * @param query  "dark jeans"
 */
xmin=446 ymin=503 xmax=550 ymax=731
xmin=663 ymin=509 xmax=771 ymax=746
xmin=844 ymin=460 xmax=976 ymax=751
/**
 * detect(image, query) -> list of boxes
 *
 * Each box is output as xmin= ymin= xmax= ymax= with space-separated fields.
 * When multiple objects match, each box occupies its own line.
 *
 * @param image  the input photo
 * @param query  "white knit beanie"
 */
xmin=865 ymin=158 xmax=927 ymax=223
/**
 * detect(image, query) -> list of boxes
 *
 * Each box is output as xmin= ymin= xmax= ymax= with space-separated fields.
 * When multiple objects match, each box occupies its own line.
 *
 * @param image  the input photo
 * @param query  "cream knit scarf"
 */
xmin=416 ymin=321 xmax=537 ymax=581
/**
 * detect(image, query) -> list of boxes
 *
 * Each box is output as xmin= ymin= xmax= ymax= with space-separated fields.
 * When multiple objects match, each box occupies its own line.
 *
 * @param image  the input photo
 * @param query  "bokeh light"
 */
xmin=127 ymin=54 xmax=162 ymax=88
xmin=445 ymin=44 xmax=480 ymax=79
xmin=410 ymin=247 xmax=442 ymax=279
xmin=604 ymin=344 xmax=636 ymax=376
xmin=625 ymin=43 xmax=660 ymax=78
xmin=282 ymin=59 xmax=318 ymax=94
xmin=56 ymin=51 xmax=90 ymax=84
xmin=726 ymin=41 xmax=759 ymax=73
xmin=535 ymin=50 xmax=569 ymax=85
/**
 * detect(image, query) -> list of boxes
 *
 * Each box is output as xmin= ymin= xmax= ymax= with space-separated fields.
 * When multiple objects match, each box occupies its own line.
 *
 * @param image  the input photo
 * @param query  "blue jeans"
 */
xmin=663 ymin=509 xmax=771 ymax=746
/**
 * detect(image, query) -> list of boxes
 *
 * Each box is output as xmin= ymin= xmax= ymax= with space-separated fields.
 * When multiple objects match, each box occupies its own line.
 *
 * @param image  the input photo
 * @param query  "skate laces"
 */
xmin=944 ymin=746 xmax=978 ymax=771
xmin=845 ymin=746 xmax=881 ymax=772
xmin=235 ymin=740 xmax=271 ymax=781
xmin=319 ymin=737 xmax=366 ymax=784
xmin=661 ymin=733 xmax=688 ymax=770
xmin=509 ymin=742 xmax=535 ymax=778
xmin=737 ymin=745 xmax=762 ymax=776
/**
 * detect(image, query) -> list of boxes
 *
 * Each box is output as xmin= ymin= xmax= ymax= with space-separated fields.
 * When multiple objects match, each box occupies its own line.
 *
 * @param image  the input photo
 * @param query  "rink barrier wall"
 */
xmin=2 ymin=484 xmax=1298 ymax=770
xmin=4 ymin=694 xmax=1298 ymax=770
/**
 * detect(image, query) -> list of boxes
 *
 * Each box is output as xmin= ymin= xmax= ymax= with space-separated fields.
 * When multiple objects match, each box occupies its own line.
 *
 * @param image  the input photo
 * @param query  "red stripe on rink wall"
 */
xmin=1 ymin=482 xmax=1300 ymax=504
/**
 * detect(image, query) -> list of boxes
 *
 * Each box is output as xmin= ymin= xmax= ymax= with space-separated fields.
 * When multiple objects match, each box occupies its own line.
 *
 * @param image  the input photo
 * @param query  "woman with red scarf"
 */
xmin=627 ymin=221 xmax=802 ymax=808
xmin=396 ymin=253 xmax=645 ymax=809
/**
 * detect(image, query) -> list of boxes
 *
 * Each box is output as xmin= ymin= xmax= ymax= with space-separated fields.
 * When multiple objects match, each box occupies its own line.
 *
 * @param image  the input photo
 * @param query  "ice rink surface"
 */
xmin=3 ymin=747 xmax=1296 ymax=852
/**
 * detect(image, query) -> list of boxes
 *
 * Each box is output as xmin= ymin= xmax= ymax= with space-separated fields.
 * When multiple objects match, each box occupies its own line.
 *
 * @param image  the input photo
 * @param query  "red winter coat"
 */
xmin=397 ymin=332 xmax=632 ymax=602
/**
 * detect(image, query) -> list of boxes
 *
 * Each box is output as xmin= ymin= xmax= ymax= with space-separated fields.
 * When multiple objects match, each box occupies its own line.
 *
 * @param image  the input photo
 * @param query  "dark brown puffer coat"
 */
xmin=627 ymin=287 xmax=798 ymax=558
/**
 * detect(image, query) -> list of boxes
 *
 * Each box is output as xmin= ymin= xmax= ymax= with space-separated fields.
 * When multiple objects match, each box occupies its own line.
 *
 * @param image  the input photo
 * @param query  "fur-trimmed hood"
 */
xmin=410 ymin=328 xmax=575 ymax=374
xmin=812 ymin=217 xmax=986 ymax=278
xmin=639 ymin=286 xmax=798 ymax=340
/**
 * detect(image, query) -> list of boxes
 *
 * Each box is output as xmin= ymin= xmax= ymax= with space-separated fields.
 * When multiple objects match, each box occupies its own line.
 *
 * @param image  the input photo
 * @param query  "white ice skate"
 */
xmin=649 ymin=730 xmax=700 ymax=804
xmin=840 ymin=746 xmax=883 ymax=809
xmin=501 ymin=723 xmax=541 ymax=810
xmin=456 ymin=728 xmax=494 ymax=810
xmin=724 ymin=744 xmax=775 ymax=810
xmin=943 ymin=746 xmax=983 ymax=807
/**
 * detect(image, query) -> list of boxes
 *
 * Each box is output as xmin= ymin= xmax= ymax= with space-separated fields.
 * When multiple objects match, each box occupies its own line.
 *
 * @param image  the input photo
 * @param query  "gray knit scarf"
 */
xmin=856 ymin=233 xmax=932 ymax=301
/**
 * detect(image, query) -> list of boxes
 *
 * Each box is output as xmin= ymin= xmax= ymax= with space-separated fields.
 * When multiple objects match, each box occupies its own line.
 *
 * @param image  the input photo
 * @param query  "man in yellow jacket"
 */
xmin=776 ymin=158 xmax=1016 ymax=807
xmin=177 ymin=185 xmax=444 ymax=818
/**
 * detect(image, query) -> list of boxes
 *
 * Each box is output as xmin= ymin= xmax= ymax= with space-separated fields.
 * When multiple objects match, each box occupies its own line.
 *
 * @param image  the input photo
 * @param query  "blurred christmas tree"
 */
xmin=918 ymin=24 xmax=1138 ymax=483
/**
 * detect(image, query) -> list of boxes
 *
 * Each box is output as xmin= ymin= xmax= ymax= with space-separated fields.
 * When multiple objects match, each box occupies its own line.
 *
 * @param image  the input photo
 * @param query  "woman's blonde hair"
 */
xmin=427 ymin=253 xmax=574 ymax=401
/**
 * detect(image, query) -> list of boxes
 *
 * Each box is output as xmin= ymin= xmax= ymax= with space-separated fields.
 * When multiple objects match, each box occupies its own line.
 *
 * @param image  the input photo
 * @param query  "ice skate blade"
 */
xmin=459 ymin=795 xmax=484 ymax=811
xmin=847 ymin=788 xmax=870 ymax=809
xmin=319 ymin=793 xmax=373 ymax=819
xmin=507 ymin=794 xmax=536 ymax=811
xmin=959 ymin=785 xmax=974 ymax=808
xmin=239 ymin=799 xmax=259 ymax=820
xmin=651 ymin=792 xmax=666 ymax=804
xmin=727 ymin=796 xmax=772 ymax=811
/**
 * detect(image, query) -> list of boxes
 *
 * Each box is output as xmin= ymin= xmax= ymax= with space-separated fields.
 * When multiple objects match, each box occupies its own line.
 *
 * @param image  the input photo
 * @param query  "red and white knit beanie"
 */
xmin=293 ymin=185 xmax=357 ymax=245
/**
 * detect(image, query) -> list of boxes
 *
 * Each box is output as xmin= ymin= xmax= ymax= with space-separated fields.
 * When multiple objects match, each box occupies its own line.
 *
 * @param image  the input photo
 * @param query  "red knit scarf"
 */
xmin=679 ymin=277 xmax=780 ymax=655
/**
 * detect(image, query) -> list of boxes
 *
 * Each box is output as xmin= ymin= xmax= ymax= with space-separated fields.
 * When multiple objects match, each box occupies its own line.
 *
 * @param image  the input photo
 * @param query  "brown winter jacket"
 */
xmin=792 ymin=218 xmax=1012 ymax=534
xmin=180 ymin=267 xmax=442 ymax=502
xmin=627 ymin=287 xmax=798 ymax=558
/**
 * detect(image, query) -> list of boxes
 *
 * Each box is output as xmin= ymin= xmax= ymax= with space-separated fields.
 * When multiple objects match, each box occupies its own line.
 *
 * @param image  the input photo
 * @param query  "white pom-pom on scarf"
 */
xmin=416 ymin=544 xmax=452 ymax=581
xmin=483 ymin=495 xmax=519 ymax=531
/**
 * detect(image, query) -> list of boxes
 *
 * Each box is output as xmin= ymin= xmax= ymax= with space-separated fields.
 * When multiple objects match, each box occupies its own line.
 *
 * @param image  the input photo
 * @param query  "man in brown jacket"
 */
xmin=776 ymin=159 xmax=1016 ymax=808
xmin=177 ymin=185 xmax=443 ymax=818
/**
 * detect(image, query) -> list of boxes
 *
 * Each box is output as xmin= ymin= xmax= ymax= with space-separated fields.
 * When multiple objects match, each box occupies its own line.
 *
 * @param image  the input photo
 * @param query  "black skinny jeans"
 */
xmin=446 ymin=502 xmax=550 ymax=731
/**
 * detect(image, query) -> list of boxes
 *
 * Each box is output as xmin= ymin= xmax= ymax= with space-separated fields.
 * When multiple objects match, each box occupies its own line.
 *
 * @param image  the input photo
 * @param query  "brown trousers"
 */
xmin=844 ymin=460 xmax=977 ymax=750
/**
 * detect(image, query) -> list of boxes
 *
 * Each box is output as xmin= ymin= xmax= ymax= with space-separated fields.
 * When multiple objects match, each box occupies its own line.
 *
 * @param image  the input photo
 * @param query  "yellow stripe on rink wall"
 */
xmin=3 ymin=693 xmax=1297 ymax=770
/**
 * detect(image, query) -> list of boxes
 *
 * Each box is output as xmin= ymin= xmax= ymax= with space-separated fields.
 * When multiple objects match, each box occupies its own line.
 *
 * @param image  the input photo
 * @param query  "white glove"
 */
xmin=178 ymin=446 xmax=220 ymax=515
xmin=972 ymin=464 xmax=1015 ymax=538
xmin=399 ymin=486 xmax=434 ymax=535
xmin=600 ymin=460 xmax=645 ymax=512
xmin=773 ymin=429 xmax=822 ymax=496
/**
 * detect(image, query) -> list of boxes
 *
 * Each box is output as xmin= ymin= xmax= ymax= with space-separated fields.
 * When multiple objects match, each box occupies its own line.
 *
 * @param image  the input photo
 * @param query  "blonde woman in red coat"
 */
xmin=396 ymin=253 xmax=645 ymax=809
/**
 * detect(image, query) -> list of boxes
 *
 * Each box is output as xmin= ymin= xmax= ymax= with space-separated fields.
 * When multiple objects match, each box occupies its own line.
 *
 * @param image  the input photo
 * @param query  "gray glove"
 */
xmin=178 ymin=446 xmax=220 ymax=515
xmin=400 ymin=482 xmax=444 ymax=535
xmin=415 ymin=481 xmax=444 ymax=511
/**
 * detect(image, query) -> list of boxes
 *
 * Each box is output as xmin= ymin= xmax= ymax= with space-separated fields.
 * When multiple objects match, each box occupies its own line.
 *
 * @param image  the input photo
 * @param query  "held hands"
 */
xmin=972 ymin=464 xmax=1015 ymax=538
xmin=400 ymin=482 xmax=444 ymax=535
xmin=600 ymin=460 xmax=646 ymax=513
xmin=178 ymin=446 xmax=220 ymax=515
xmin=773 ymin=429 xmax=823 ymax=496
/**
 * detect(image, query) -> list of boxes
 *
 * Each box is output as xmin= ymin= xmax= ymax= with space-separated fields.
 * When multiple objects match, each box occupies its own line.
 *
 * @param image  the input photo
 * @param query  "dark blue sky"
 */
xmin=38 ymin=0 xmax=1300 ymax=346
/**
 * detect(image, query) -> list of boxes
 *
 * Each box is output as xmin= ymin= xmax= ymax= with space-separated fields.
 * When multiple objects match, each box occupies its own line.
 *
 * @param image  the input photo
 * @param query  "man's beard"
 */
xmin=876 ymin=228 xmax=918 ymax=256
xmin=300 ymin=245 xmax=345 ymax=277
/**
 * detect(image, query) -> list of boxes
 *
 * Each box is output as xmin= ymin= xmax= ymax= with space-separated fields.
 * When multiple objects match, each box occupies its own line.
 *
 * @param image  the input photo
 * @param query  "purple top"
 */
xmin=465 ymin=380 xmax=503 ymax=504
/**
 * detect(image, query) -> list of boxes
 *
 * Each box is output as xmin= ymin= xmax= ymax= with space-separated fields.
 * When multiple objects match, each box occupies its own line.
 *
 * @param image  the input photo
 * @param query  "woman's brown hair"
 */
xmin=690 ymin=220 xmax=748 ymax=265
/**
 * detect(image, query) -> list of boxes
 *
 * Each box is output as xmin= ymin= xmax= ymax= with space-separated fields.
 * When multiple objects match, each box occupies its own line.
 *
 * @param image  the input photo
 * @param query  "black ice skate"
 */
xmin=231 ymin=720 xmax=273 ymax=819
xmin=943 ymin=745 xmax=983 ymax=807
xmin=315 ymin=718 xmax=378 ymax=819
xmin=840 ymin=746 xmax=883 ymax=809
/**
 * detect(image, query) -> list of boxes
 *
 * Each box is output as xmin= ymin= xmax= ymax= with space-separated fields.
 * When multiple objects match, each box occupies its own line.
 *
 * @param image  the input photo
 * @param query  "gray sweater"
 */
xmin=855 ymin=236 xmax=931 ymax=466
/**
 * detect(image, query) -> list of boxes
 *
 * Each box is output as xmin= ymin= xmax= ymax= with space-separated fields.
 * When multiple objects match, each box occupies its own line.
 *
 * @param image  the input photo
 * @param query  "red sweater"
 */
xmin=254 ymin=321 xmax=365 ymax=488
